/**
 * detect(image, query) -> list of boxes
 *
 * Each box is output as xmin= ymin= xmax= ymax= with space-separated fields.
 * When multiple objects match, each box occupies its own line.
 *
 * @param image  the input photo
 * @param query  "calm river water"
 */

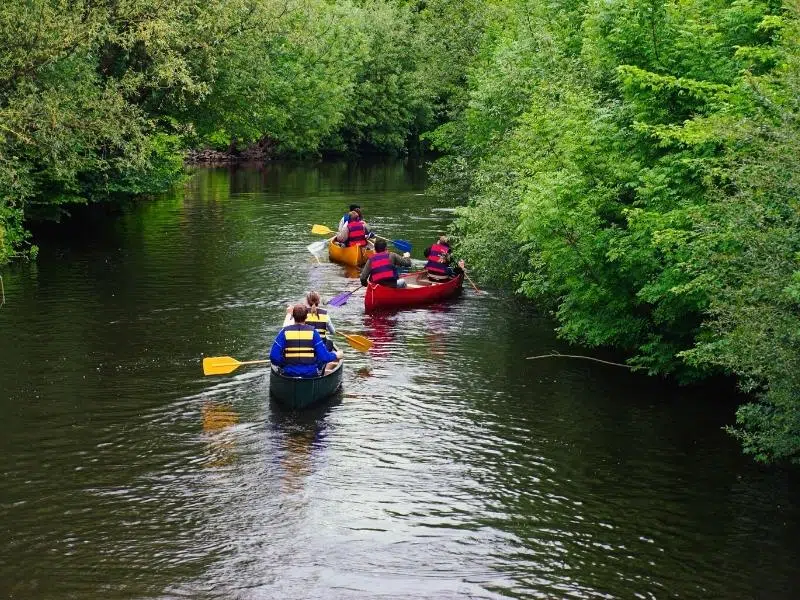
xmin=0 ymin=161 xmax=798 ymax=599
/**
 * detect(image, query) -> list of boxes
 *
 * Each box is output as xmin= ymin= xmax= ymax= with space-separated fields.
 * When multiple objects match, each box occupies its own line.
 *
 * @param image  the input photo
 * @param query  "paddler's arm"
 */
xmin=360 ymin=258 xmax=371 ymax=286
xmin=269 ymin=330 xmax=287 ymax=365
xmin=391 ymin=252 xmax=412 ymax=268
xmin=313 ymin=329 xmax=342 ymax=361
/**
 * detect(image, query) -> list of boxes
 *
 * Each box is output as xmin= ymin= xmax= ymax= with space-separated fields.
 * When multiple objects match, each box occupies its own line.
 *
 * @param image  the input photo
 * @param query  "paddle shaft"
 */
xmin=463 ymin=270 xmax=481 ymax=293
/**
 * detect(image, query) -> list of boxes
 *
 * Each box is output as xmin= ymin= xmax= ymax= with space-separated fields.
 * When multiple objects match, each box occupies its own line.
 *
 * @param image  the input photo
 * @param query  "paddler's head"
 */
xmin=292 ymin=304 xmax=308 ymax=323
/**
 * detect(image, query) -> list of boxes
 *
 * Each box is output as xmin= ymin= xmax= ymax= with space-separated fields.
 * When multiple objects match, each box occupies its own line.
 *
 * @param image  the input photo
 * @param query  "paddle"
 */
xmin=463 ymin=270 xmax=482 ymax=293
xmin=339 ymin=332 xmax=372 ymax=352
xmin=307 ymin=238 xmax=331 ymax=255
xmin=203 ymin=356 xmax=270 ymax=376
xmin=311 ymin=224 xmax=412 ymax=253
xmin=327 ymin=286 xmax=362 ymax=307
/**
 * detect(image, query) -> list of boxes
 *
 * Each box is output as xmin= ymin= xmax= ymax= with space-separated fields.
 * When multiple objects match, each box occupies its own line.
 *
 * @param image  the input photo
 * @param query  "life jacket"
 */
xmin=282 ymin=324 xmax=316 ymax=364
xmin=305 ymin=308 xmax=329 ymax=339
xmin=425 ymin=243 xmax=451 ymax=276
xmin=346 ymin=219 xmax=367 ymax=247
xmin=369 ymin=251 xmax=397 ymax=284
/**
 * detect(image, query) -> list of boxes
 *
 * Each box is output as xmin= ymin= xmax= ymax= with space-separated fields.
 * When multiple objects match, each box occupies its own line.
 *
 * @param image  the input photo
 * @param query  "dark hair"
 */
xmin=349 ymin=204 xmax=360 ymax=212
xmin=292 ymin=304 xmax=308 ymax=323
xmin=374 ymin=239 xmax=387 ymax=252
xmin=306 ymin=291 xmax=321 ymax=317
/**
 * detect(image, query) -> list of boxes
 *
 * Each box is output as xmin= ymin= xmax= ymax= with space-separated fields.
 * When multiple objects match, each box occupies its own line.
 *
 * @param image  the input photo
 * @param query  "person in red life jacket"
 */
xmin=337 ymin=204 xmax=361 ymax=231
xmin=360 ymin=239 xmax=412 ymax=288
xmin=270 ymin=304 xmax=342 ymax=377
xmin=335 ymin=210 xmax=373 ymax=248
xmin=423 ymin=235 xmax=465 ymax=282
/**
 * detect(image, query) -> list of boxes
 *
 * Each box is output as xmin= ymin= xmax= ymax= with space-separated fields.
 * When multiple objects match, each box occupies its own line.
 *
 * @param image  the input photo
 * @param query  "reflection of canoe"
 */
xmin=365 ymin=271 xmax=463 ymax=312
xmin=269 ymin=348 xmax=343 ymax=409
xmin=329 ymin=241 xmax=374 ymax=267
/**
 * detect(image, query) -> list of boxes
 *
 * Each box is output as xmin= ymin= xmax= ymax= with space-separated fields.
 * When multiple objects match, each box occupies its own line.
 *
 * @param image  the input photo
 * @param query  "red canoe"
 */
xmin=365 ymin=271 xmax=464 ymax=312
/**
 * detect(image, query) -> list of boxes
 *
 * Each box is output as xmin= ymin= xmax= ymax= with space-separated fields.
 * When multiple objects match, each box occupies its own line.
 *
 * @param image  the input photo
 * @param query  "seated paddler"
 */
xmin=270 ymin=304 xmax=342 ymax=377
xmin=336 ymin=210 xmax=373 ymax=248
xmin=360 ymin=239 xmax=412 ymax=288
xmin=337 ymin=204 xmax=361 ymax=231
xmin=282 ymin=291 xmax=337 ymax=351
xmin=423 ymin=235 xmax=465 ymax=282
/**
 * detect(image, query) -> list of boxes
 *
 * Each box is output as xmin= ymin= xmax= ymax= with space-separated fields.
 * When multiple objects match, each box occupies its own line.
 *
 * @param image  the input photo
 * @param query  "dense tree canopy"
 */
xmin=0 ymin=0 xmax=452 ymax=262
xmin=1 ymin=0 xmax=798 ymax=463
xmin=427 ymin=0 xmax=800 ymax=463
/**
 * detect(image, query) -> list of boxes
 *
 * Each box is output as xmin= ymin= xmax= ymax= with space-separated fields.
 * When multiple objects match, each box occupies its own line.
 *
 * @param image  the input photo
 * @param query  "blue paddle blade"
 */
xmin=391 ymin=239 xmax=412 ymax=253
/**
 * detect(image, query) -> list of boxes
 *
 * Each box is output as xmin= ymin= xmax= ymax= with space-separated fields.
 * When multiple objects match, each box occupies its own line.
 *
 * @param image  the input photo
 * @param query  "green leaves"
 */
xmin=430 ymin=0 xmax=800 ymax=462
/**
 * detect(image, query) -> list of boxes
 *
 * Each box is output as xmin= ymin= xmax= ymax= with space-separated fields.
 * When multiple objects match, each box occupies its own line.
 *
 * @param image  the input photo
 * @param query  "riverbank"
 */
xmin=185 ymin=138 xmax=277 ymax=164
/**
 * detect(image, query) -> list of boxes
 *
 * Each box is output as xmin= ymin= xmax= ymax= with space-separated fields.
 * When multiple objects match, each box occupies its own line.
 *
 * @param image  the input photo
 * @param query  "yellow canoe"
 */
xmin=328 ymin=241 xmax=374 ymax=267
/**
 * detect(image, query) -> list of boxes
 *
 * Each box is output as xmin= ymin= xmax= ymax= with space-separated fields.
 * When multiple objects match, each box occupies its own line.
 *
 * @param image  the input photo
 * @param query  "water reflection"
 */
xmin=269 ymin=396 xmax=340 ymax=494
xmin=201 ymin=401 xmax=240 ymax=468
xmin=341 ymin=264 xmax=361 ymax=279
xmin=363 ymin=313 xmax=398 ymax=359
xmin=1 ymin=163 xmax=798 ymax=600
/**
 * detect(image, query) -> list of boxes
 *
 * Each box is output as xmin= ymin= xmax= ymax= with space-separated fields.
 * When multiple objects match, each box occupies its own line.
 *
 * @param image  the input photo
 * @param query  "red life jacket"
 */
xmin=369 ymin=251 xmax=396 ymax=284
xmin=425 ymin=243 xmax=450 ymax=276
xmin=347 ymin=219 xmax=367 ymax=247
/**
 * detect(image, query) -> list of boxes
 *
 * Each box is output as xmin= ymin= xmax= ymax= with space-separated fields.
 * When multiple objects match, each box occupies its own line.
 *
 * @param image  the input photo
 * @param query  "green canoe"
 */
xmin=269 ymin=351 xmax=343 ymax=409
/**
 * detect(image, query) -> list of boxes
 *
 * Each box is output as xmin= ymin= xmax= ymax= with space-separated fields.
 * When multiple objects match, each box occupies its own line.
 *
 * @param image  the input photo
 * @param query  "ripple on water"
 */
xmin=0 ymin=164 xmax=798 ymax=599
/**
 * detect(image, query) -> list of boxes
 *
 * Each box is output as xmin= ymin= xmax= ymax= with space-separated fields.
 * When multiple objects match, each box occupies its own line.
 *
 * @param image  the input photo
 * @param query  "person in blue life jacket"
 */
xmin=422 ymin=235 xmax=465 ymax=282
xmin=283 ymin=291 xmax=336 ymax=351
xmin=270 ymin=304 xmax=342 ymax=377
xmin=360 ymin=239 xmax=412 ymax=288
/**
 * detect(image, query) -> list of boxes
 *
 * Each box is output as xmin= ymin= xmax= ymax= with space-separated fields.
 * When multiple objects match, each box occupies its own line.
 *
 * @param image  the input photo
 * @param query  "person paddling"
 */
xmin=360 ymin=239 xmax=412 ymax=288
xmin=270 ymin=304 xmax=342 ymax=377
xmin=423 ymin=235 xmax=464 ymax=282
xmin=337 ymin=204 xmax=361 ymax=231
xmin=336 ymin=210 xmax=373 ymax=248
xmin=304 ymin=291 xmax=336 ymax=351
xmin=282 ymin=291 xmax=337 ymax=351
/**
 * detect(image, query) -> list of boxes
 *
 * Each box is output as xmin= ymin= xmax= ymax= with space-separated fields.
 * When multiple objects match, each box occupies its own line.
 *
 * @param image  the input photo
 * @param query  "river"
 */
xmin=0 ymin=161 xmax=797 ymax=599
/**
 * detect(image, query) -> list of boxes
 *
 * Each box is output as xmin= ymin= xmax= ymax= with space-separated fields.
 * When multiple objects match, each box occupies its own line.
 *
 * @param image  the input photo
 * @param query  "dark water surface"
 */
xmin=1 ymin=162 xmax=798 ymax=599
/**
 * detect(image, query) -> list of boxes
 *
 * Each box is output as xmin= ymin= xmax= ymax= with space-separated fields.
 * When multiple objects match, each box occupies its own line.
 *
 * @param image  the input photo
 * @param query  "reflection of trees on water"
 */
xmin=201 ymin=401 xmax=239 ymax=468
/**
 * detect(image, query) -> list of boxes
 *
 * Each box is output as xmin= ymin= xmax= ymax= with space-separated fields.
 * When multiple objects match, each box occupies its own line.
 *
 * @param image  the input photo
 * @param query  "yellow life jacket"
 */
xmin=305 ymin=308 xmax=329 ymax=339
xmin=283 ymin=324 xmax=316 ymax=364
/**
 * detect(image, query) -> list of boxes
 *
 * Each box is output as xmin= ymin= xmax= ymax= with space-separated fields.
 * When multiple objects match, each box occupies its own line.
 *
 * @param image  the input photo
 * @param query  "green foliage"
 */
xmin=430 ymin=0 xmax=800 ymax=461
xmin=0 ymin=0 xmax=479 ymax=260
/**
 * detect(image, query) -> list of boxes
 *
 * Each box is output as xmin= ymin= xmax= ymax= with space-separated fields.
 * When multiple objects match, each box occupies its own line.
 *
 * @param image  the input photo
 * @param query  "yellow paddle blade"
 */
xmin=312 ymin=224 xmax=334 ymax=235
xmin=342 ymin=333 xmax=373 ymax=352
xmin=203 ymin=356 xmax=242 ymax=376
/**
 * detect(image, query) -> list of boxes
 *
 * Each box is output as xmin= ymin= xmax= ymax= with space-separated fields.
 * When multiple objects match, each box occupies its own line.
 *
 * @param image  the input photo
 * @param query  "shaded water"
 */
xmin=0 ymin=161 xmax=797 ymax=599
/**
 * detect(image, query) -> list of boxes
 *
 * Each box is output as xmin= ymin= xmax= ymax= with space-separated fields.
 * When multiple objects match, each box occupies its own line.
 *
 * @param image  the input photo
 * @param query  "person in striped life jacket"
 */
xmin=423 ymin=236 xmax=465 ymax=282
xmin=360 ymin=239 xmax=412 ymax=288
xmin=281 ymin=291 xmax=337 ymax=351
xmin=304 ymin=291 xmax=336 ymax=351
xmin=270 ymin=305 xmax=342 ymax=377
xmin=336 ymin=210 xmax=373 ymax=248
